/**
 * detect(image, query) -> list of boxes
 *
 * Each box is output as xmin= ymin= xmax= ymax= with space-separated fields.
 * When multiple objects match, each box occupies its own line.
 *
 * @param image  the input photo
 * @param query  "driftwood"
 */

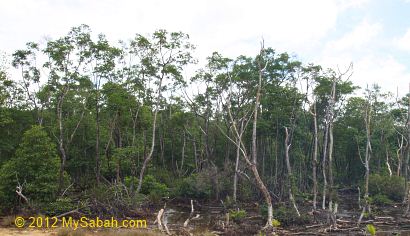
xmin=15 ymin=184 xmax=29 ymax=204
xmin=183 ymin=199 xmax=200 ymax=228
xmin=305 ymin=223 xmax=324 ymax=229
xmin=336 ymin=219 xmax=352 ymax=224
xmin=55 ymin=209 xmax=80 ymax=218
xmin=153 ymin=207 xmax=170 ymax=235
xmin=375 ymin=216 xmax=394 ymax=220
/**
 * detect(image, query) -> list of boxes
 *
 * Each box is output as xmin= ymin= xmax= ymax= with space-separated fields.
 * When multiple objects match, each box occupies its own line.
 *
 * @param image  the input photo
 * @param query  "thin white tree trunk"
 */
xmin=136 ymin=77 xmax=162 ymax=193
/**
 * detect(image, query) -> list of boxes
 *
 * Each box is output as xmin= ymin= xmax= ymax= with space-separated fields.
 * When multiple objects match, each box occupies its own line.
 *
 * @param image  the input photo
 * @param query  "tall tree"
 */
xmin=42 ymin=25 xmax=93 ymax=191
xmin=133 ymin=30 xmax=195 ymax=193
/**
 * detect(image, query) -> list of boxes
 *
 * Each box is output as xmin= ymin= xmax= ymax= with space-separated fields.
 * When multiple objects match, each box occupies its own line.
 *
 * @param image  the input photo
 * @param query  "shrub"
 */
xmin=0 ymin=125 xmax=60 ymax=212
xmin=368 ymin=174 xmax=405 ymax=202
xmin=229 ymin=209 xmax=247 ymax=223
xmin=172 ymin=174 xmax=211 ymax=199
xmin=272 ymin=219 xmax=281 ymax=227
xmin=140 ymin=175 xmax=169 ymax=202
xmin=369 ymin=194 xmax=393 ymax=206
xmin=366 ymin=224 xmax=376 ymax=236
xmin=44 ymin=197 xmax=77 ymax=216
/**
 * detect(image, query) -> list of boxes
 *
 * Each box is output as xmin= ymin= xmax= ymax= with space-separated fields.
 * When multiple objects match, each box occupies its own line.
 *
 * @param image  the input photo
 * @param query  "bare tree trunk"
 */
xmin=405 ymin=83 xmax=410 ymax=204
xmin=285 ymin=127 xmax=300 ymax=216
xmin=311 ymin=101 xmax=318 ymax=211
xmin=233 ymin=136 xmax=240 ymax=202
xmin=251 ymin=44 xmax=273 ymax=228
xmin=328 ymin=78 xmax=337 ymax=226
xmin=96 ymin=93 xmax=101 ymax=185
xmin=57 ymin=94 xmax=67 ymax=193
xmin=322 ymin=121 xmax=329 ymax=210
xmin=359 ymin=92 xmax=372 ymax=225
xmin=397 ymin=135 xmax=404 ymax=176
xmin=275 ymin=120 xmax=279 ymax=187
xmin=136 ymin=77 xmax=162 ymax=193
xmin=223 ymin=43 xmax=273 ymax=228
xmin=233 ymin=120 xmax=244 ymax=202
xmin=180 ymin=130 xmax=186 ymax=175
xmin=386 ymin=148 xmax=392 ymax=177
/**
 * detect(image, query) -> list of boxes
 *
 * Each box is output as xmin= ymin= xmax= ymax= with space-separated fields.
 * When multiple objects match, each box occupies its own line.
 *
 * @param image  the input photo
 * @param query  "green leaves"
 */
xmin=366 ymin=224 xmax=376 ymax=236
xmin=0 ymin=125 xmax=60 ymax=209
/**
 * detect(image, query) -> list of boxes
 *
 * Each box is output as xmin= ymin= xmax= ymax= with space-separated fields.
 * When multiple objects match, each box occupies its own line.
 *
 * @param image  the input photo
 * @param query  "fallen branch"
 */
xmin=61 ymin=183 xmax=74 ymax=197
xmin=305 ymin=223 xmax=324 ymax=229
xmin=183 ymin=199 xmax=200 ymax=228
xmin=153 ymin=205 xmax=170 ymax=235
xmin=15 ymin=185 xmax=29 ymax=204
xmin=55 ymin=209 xmax=80 ymax=218
xmin=336 ymin=219 xmax=352 ymax=224
xmin=156 ymin=208 xmax=164 ymax=231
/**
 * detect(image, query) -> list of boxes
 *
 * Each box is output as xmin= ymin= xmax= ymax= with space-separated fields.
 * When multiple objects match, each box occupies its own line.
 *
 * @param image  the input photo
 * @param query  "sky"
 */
xmin=1 ymin=0 xmax=409 ymax=97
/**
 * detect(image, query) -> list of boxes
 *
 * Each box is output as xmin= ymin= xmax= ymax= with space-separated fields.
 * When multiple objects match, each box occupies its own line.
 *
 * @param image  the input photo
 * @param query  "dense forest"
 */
xmin=0 ymin=25 xmax=409 ymax=235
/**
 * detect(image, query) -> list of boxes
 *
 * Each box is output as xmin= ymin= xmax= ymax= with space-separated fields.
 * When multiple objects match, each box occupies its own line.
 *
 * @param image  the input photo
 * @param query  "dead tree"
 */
xmin=233 ymin=119 xmax=245 ymax=202
xmin=358 ymin=86 xmax=373 ymax=225
xmin=310 ymin=100 xmax=319 ymax=211
xmin=328 ymin=76 xmax=338 ymax=227
xmin=405 ymin=83 xmax=410 ymax=205
xmin=223 ymin=42 xmax=274 ymax=228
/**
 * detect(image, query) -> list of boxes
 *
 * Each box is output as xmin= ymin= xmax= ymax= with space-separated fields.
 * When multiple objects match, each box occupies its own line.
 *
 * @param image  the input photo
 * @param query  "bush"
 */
xmin=368 ymin=174 xmax=405 ymax=202
xmin=44 ymin=197 xmax=77 ymax=216
xmin=229 ymin=209 xmax=247 ymax=223
xmin=369 ymin=194 xmax=393 ymax=206
xmin=0 ymin=125 xmax=60 ymax=212
xmin=140 ymin=175 xmax=169 ymax=202
xmin=366 ymin=224 xmax=377 ymax=236
xmin=272 ymin=219 xmax=281 ymax=227
xmin=172 ymin=174 xmax=211 ymax=199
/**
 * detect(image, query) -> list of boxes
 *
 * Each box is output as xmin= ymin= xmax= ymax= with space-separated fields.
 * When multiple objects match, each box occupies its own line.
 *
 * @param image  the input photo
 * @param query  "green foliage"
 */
xmin=271 ymin=219 xmax=281 ymax=227
xmin=369 ymin=194 xmax=393 ymax=206
xmin=366 ymin=224 xmax=377 ymax=236
xmin=229 ymin=209 xmax=247 ymax=223
xmin=140 ymin=175 xmax=169 ymax=202
xmin=0 ymin=125 xmax=59 ymax=212
xmin=261 ymin=205 xmax=310 ymax=226
xmin=44 ymin=197 xmax=77 ymax=216
xmin=172 ymin=174 xmax=211 ymax=199
xmin=368 ymin=174 xmax=405 ymax=201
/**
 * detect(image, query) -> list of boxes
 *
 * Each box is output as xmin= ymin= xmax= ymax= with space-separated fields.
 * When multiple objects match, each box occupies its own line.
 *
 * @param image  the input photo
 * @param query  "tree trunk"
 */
xmin=251 ymin=45 xmax=272 ymax=227
xmin=359 ymin=94 xmax=372 ymax=224
xmin=251 ymin=164 xmax=273 ymax=227
xmin=322 ymin=121 xmax=329 ymax=209
xmin=311 ymin=102 xmax=318 ymax=210
xmin=285 ymin=127 xmax=300 ymax=216
xmin=136 ymin=77 xmax=162 ymax=193
xmin=57 ymin=95 xmax=67 ymax=193
xmin=95 ymin=92 xmax=101 ymax=185
xmin=405 ymin=83 xmax=410 ymax=203
xmin=233 ymin=121 xmax=244 ymax=202
xmin=180 ymin=130 xmax=186 ymax=175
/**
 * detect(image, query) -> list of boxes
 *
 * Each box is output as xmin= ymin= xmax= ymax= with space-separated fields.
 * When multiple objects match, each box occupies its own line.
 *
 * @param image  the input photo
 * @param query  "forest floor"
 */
xmin=1 ymin=190 xmax=410 ymax=235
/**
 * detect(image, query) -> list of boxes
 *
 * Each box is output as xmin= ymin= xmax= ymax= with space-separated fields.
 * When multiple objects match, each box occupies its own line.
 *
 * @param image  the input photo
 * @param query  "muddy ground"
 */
xmin=1 ymin=189 xmax=410 ymax=235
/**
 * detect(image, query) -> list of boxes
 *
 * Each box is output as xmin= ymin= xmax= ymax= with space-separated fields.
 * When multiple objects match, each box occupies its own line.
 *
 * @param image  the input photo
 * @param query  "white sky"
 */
xmin=1 ymin=0 xmax=409 ymax=97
